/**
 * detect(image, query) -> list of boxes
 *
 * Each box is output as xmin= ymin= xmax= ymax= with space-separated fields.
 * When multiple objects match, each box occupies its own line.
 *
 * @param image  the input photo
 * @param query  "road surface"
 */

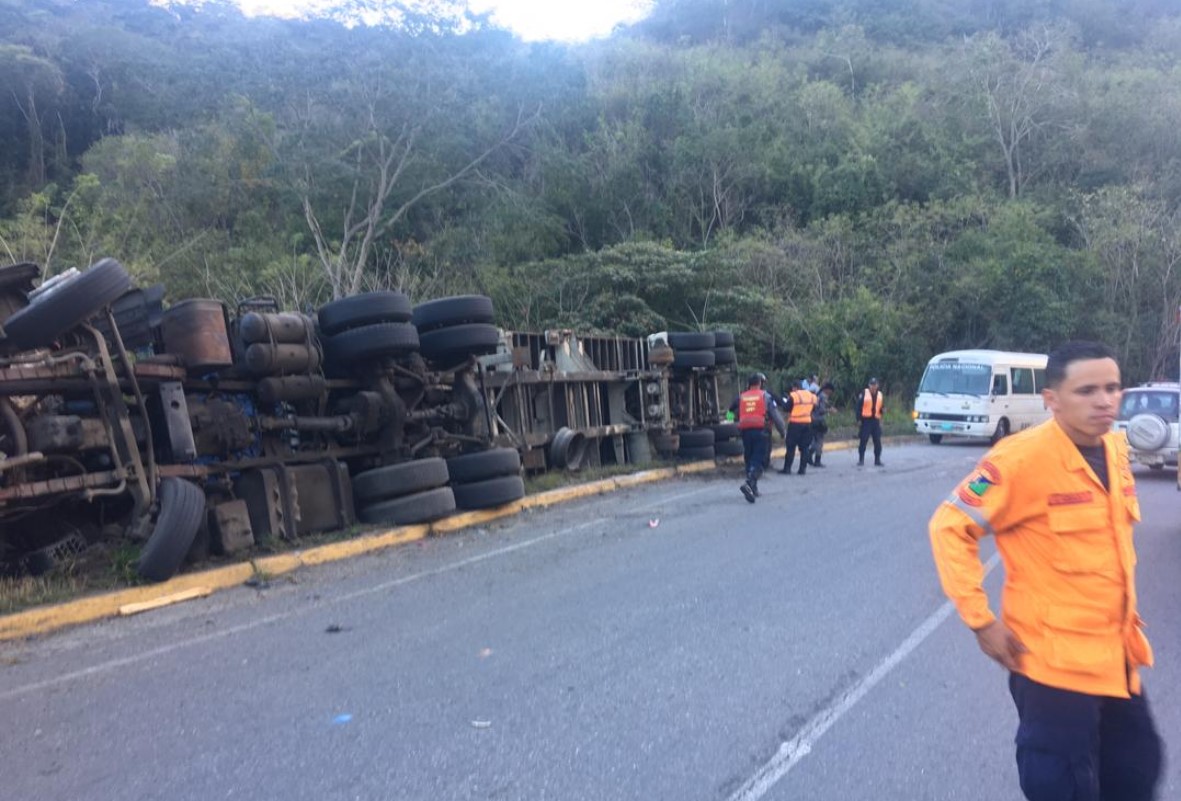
xmin=1 ymin=442 xmax=1178 ymax=801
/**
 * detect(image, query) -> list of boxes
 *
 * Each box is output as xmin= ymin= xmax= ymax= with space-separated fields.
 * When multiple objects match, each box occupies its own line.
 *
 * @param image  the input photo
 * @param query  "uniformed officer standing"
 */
xmin=929 ymin=341 xmax=1163 ymax=801
xmin=779 ymin=379 xmax=817 ymax=475
xmin=731 ymin=373 xmax=785 ymax=503
xmin=856 ymin=377 xmax=885 ymax=466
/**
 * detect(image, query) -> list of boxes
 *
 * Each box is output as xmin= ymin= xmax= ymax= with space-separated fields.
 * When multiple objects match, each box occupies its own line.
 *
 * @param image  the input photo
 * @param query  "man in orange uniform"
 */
xmin=929 ymin=342 xmax=1162 ymax=801
xmin=779 ymin=378 xmax=817 ymax=475
xmin=856 ymin=377 xmax=885 ymax=466
xmin=730 ymin=372 xmax=785 ymax=503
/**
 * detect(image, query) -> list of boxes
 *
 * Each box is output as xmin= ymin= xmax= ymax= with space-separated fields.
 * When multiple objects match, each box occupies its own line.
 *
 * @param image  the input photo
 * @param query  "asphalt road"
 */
xmin=1 ymin=442 xmax=1178 ymax=801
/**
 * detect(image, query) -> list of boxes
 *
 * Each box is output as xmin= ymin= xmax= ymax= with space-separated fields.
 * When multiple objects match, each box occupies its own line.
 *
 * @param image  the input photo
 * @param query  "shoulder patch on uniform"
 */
xmin=956 ymin=459 xmax=1002 ymax=506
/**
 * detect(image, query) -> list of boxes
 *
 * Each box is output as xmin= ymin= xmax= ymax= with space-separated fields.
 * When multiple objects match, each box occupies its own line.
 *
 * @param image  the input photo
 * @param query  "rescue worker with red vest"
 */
xmin=778 ymin=378 xmax=817 ymax=475
xmin=729 ymin=372 xmax=785 ymax=503
xmin=929 ymin=341 xmax=1162 ymax=801
xmin=856 ymin=377 xmax=885 ymax=467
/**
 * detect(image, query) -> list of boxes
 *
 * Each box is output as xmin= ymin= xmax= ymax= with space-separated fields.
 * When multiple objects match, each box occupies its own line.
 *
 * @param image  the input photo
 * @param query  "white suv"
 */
xmin=1115 ymin=382 xmax=1180 ymax=470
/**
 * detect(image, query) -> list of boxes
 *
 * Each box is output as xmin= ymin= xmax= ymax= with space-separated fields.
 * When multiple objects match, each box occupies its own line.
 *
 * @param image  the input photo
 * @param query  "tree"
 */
xmin=959 ymin=25 xmax=1078 ymax=198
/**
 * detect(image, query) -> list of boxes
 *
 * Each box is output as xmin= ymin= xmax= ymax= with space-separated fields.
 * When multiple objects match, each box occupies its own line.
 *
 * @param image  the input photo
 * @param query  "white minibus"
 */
xmin=913 ymin=350 xmax=1050 ymax=444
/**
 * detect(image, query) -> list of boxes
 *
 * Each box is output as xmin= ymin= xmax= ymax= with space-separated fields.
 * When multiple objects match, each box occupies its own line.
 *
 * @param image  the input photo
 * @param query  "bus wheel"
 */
xmin=990 ymin=419 xmax=1010 ymax=445
xmin=928 ymin=434 xmax=943 ymax=444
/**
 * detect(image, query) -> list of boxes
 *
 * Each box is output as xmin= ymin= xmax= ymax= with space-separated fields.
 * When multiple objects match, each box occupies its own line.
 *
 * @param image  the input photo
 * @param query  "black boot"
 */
xmin=874 ymin=459 xmax=884 ymax=467
xmin=857 ymin=455 xmax=865 ymax=466
xmin=751 ymin=478 xmax=760 ymax=497
xmin=741 ymin=481 xmax=756 ymax=503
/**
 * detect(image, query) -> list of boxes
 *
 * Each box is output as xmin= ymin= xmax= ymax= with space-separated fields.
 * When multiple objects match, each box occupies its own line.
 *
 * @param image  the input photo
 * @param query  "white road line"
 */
xmin=727 ymin=552 xmax=1003 ymax=801
xmin=0 ymin=518 xmax=609 ymax=702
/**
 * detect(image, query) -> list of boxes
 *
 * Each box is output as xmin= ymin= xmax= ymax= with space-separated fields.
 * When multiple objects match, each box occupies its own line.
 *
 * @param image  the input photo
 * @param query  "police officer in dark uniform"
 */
xmin=730 ymin=373 xmax=785 ymax=503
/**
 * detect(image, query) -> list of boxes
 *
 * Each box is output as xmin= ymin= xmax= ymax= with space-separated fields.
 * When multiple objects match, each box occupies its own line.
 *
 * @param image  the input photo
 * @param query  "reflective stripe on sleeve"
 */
xmin=946 ymin=494 xmax=995 ymax=536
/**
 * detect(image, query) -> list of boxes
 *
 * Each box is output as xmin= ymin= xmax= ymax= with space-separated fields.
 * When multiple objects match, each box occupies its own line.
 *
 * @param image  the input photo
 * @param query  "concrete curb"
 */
xmin=0 ymin=435 xmax=917 ymax=642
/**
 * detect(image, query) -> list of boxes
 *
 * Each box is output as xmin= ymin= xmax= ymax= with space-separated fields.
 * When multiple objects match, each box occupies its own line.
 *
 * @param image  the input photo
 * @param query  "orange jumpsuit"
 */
xmin=929 ymin=418 xmax=1152 ymax=698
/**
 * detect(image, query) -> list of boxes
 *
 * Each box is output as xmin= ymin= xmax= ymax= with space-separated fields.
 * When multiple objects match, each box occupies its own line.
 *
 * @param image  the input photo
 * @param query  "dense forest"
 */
xmin=2 ymin=0 xmax=1180 ymax=393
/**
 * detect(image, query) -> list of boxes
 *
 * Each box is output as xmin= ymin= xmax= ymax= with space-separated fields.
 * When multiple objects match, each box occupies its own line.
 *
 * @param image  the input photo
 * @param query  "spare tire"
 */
xmin=137 ymin=478 xmax=206 ymax=582
xmin=1127 ymin=413 xmax=1171 ymax=452
xmin=446 ymin=448 xmax=521 ymax=484
xmin=713 ymin=331 xmax=735 ymax=347
xmin=412 ymin=295 xmax=495 ymax=333
xmin=5 ymin=258 xmax=132 ymax=351
xmin=318 ymin=291 xmax=413 ymax=335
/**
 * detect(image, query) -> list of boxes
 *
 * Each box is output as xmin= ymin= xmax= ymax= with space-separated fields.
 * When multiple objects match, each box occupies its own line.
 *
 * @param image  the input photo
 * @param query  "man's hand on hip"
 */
xmin=974 ymin=621 xmax=1027 ymax=671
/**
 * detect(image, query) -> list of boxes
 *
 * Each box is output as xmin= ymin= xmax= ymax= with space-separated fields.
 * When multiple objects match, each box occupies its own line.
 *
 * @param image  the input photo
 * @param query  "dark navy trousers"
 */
xmin=741 ymin=429 xmax=767 ymax=484
xmin=1009 ymin=673 xmax=1163 ymax=801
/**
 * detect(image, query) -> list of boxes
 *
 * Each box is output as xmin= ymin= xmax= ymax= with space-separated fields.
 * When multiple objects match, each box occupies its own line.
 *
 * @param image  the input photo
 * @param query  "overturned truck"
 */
xmin=0 ymin=259 xmax=739 ymax=582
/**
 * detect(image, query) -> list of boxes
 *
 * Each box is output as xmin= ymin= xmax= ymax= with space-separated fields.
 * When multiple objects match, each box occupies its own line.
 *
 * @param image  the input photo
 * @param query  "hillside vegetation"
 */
xmin=2 ymin=0 xmax=1180 ymax=393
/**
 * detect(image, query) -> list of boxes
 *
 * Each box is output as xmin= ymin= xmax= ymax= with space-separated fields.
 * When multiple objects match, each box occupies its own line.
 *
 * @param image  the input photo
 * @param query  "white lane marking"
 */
xmin=728 ymin=552 xmax=1003 ymax=801
xmin=0 ymin=518 xmax=610 ymax=702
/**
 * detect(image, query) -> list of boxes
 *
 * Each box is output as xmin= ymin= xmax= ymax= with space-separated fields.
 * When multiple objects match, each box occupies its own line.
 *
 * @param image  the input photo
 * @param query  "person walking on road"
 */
xmin=809 ymin=382 xmax=835 ymax=467
xmin=779 ymin=379 xmax=816 ymax=475
xmin=731 ymin=373 xmax=785 ymax=503
xmin=727 ymin=373 xmax=784 ymax=505
xmin=856 ymin=377 xmax=885 ymax=467
xmin=928 ymin=341 xmax=1163 ymax=801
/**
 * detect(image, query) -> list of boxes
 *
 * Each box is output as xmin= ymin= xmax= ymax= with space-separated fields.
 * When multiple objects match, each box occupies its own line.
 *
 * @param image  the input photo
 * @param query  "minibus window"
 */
xmin=1011 ymin=368 xmax=1035 ymax=395
xmin=1034 ymin=369 xmax=1047 ymax=393
xmin=992 ymin=375 xmax=1009 ymax=396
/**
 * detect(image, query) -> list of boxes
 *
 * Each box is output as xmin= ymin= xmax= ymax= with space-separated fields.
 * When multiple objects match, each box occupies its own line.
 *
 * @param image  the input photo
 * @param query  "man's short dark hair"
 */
xmin=748 ymin=373 xmax=763 ymax=387
xmin=1045 ymin=341 xmax=1118 ymax=388
xmin=791 ymin=379 xmax=802 ymax=389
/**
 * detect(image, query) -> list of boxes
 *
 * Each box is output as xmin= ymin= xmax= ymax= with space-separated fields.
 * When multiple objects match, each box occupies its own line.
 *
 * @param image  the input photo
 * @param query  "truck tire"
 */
xmin=713 ymin=331 xmax=735 ymax=347
xmin=323 ymin=322 xmax=419 ymax=364
xmin=353 ymin=458 xmax=450 ymax=505
xmin=678 ymin=446 xmax=716 ymax=461
xmin=418 ymin=323 xmax=500 ymax=362
xmin=359 ymin=487 xmax=456 ymax=526
xmin=412 ymin=295 xmax=495 ymax=333
xmin=137 ymin=478 xmax=206 ymax=582
xmin=716 ymin=439 xmax=745 ymax=457
xmin=671 ymin=350 xmax=715 ymax=369
xmin=711 ymin=422 xmax=740 ymax=441
xmin=4 ymin=258 xmax=132 ymax=351
xmin=452 ymin=475 xmax=526 ymax=510
xmin=318 ymin=291 xmax=413 ymax=335
xmin=666 ymin=332 xmax=716 ymax=351
xmin=713 ymin=346 xmax=737 ymax=365
xmin=678 ymin=429 xmax=715 ymax=448
xmin=446 ymin=448 xmax=521 ymax=484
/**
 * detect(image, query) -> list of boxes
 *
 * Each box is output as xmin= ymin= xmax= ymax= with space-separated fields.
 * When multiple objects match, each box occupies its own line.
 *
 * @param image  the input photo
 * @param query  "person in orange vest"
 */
xmin=928 ymin=341 xmax=1162 ymax=801
xmin=778 ymin=378 xmax=817 ymax=475
xmin=856 ymin=376 xmax=885 ymax=467
xmin=729 ymin=372 xmax=785 ymax=503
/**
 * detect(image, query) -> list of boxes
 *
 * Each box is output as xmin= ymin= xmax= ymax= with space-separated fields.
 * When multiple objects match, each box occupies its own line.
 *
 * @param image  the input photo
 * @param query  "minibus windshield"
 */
xmin=918 ymin=362 xmax=992 ymax=396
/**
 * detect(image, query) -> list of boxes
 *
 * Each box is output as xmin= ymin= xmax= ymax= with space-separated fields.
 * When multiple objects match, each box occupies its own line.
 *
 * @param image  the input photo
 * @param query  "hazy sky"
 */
xmin=227 ymin=0 xmax=655 ymax=41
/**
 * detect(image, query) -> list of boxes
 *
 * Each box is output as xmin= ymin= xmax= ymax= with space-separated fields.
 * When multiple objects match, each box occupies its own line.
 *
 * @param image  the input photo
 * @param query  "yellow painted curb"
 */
xmin=0 ymin=435 xmax=920 ymax=641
